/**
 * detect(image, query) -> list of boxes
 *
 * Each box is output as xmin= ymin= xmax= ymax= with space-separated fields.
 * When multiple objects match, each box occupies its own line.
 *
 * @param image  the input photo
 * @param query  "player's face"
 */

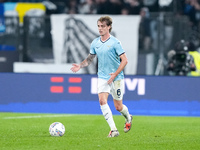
xmin=97 ymin=21 xmax=110 ymax=36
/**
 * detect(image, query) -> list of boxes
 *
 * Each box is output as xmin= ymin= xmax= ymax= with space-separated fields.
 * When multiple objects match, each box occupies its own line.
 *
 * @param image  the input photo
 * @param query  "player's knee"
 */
xmin=115 ymin=105 xmax=123 ymax=112
xmin=99 ymin=99 xmax=107 ymax=105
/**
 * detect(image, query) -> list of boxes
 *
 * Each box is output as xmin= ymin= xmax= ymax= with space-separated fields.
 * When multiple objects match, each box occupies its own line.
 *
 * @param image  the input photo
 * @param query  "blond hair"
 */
xmin=97 ymin=16 xmax=112 ymax=33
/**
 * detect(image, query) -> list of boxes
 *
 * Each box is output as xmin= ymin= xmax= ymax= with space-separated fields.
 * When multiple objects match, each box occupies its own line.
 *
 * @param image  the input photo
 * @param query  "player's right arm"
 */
xmin=70 ymin=54 xmax=96 ymax=73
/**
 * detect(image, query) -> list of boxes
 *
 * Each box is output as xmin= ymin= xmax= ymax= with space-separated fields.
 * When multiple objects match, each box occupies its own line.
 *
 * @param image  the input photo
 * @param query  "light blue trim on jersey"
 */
xmin=90 ymin=35 xmax=125 ymax=81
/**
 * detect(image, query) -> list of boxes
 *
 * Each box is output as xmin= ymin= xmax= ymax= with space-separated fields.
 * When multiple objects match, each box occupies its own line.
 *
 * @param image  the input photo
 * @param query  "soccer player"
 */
xmin=70 ymin=16 xmax=132 ymax=137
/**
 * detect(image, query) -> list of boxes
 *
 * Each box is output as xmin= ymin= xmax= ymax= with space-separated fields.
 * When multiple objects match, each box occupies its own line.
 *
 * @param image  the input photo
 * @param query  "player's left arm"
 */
xmin=108 ymin=53 xmax=128 ymax=84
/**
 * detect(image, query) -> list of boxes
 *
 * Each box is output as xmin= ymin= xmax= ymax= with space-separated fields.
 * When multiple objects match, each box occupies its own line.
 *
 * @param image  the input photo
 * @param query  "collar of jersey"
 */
xmin=100 ymin=37 xmax=110 ymax=43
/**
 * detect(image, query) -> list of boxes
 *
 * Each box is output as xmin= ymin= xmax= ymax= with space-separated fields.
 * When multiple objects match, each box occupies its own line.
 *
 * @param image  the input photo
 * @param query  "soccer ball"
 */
xmin=49 ymin=122 xmax=65 ymax=137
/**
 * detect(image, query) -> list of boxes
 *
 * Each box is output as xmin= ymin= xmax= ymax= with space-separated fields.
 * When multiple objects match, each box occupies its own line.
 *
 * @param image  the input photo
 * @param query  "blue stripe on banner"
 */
xmin=0 ymin=99 xmax=200 ymax=117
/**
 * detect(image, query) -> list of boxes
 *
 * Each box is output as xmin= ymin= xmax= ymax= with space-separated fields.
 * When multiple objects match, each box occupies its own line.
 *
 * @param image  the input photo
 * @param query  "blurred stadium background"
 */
xmin=0 ymin=0 xmax=200 ymax=116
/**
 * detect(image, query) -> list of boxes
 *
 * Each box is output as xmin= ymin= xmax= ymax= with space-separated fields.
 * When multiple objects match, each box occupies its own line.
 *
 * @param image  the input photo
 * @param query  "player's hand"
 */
xmin=108 ymin=73 xmax=116 ymax=84
xmin=71 ymin=64 xmax=81 ymax=73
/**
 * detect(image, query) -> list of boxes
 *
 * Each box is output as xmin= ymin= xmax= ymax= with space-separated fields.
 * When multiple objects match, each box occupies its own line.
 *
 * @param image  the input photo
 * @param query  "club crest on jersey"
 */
xmin=107 ymin=45 xmax=111 ymax=48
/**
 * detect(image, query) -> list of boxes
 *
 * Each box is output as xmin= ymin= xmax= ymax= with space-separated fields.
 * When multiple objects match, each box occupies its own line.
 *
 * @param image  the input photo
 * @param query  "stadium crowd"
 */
xmin=0 ymin=0 xmax=198 ymax=16
xmin=1 ymin=0 xmax=200 ymax=41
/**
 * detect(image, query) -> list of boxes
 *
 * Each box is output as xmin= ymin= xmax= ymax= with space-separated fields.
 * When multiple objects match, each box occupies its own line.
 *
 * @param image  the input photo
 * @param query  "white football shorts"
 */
xmin=97 ymin=78 xmax=124 ymax=100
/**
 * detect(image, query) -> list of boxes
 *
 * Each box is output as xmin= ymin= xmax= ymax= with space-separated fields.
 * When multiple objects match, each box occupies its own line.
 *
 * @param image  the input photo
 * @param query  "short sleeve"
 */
xmin=115 ymin=41 xmax=125 ymax=56
xmin=90 ymin=40 xmax=96 ymax=55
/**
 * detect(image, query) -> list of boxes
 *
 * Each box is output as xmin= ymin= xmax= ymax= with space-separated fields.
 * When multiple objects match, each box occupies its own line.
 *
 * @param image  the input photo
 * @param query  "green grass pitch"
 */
xmin=0 ymin=112 xmax=200 ymax=150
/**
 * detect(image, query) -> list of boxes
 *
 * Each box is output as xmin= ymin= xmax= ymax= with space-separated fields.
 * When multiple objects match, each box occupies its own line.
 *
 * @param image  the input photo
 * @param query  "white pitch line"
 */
xmin=3 ymin=114 xmax=73 ymax=119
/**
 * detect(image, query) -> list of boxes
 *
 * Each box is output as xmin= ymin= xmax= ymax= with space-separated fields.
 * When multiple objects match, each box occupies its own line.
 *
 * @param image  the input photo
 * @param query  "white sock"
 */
xmin=100 ymin=104 xmax=117 ymax=131
xmin=120 ymin=104 xmax=131 ymax=123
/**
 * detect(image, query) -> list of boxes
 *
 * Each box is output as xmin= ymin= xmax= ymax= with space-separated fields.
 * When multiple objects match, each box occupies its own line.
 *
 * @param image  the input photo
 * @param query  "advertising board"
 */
xmin=0 ymin=73 xmax=199 ymax=116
